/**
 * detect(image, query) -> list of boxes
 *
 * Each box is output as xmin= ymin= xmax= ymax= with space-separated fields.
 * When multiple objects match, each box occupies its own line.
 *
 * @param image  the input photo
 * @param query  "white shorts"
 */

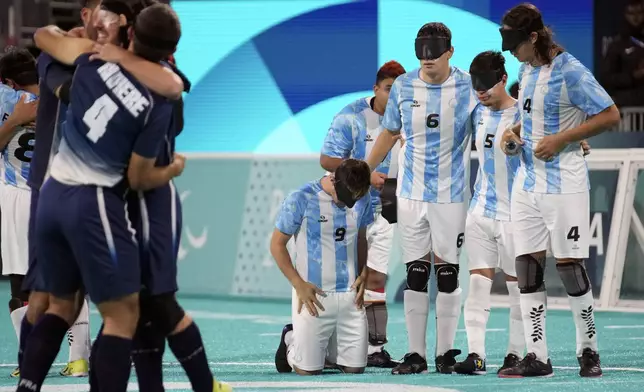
xmin=366 ymin=212 xmax=394 ymax=275
xmin=465 ymin=213 xmax=516 ymax=276
xmin=288 ymin=290 xmax=368 ymax=371
xmin=0 ymin=185 xmax=31 ymax=276
xmin=511 ymin=188 xmax=589 ymax=259
xmin=397 ymin=198 xmax=467 ymax=263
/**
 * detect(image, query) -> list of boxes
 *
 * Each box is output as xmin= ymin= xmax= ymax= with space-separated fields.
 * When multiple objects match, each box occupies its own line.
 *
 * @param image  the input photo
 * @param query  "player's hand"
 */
xmin=581 ymin=140 xmax=591 ymax=156
xmin=371 ymin=172 xmax=387 ymax=190
xmin=170 ymin=153 xmax=186 ymax=177
xmin=90 ymin=43 xmax=127 ymax=63
xmin=67 ymin=27 xmax=86 ymax=38
xmin=534 ymin=134 xmax=566 ymax=162
xmin=9 ymin=95 xmax=38 ymax=126
xmin=501 ymin=127 xmax=523 ymax=155
xmin=350 ymin=270 xmax=368 ymax=309
xmin=294 ymin=280 xmax=326 ymax=317
xmin=393 ymin=134 xmax=405 ymax=147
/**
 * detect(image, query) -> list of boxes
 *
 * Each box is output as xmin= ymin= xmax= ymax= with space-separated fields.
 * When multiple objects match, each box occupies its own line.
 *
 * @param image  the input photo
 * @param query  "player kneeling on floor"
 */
xmin=271 ymin=159 xmax=373 ymax=375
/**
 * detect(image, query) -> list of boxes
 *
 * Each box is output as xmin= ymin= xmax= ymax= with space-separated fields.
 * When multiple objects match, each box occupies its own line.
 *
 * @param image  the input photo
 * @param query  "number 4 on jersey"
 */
xmin=523 ymin=98 xmax=532 ymax=113
xmin=83 ymin=94 xmax=118 ymax=143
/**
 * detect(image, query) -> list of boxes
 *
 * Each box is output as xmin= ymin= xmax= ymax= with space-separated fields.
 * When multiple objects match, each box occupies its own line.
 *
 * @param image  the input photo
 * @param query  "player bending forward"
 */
xmin=273 ymin=159 xmax=373 ymax=375
xmin=452 ymin=51 xmax=525 ymax=375
xmin=499 ymin=3 xmax=620 ymax=378
xmin=319 ymin=60 xmax=406 ymax=368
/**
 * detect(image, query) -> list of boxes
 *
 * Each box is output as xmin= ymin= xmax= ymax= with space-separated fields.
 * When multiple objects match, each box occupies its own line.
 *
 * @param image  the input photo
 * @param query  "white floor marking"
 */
xmin=605 ymin=325 xmax=644 ymax=329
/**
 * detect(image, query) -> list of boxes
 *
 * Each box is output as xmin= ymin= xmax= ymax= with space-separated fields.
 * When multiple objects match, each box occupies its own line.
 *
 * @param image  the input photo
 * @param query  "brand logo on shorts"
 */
xmin=318 ymin=215 xmax=328 ymax=223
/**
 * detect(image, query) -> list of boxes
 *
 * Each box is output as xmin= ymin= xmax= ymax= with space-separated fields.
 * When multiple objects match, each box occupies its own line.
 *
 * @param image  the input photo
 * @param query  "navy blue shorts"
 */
xmin=127 ymin=181 xmax=182 ymax=295
xmin=22 ymin=187 xmax=44 ymax=292
xmin=36 ymin=178 xmax=141 ymax=304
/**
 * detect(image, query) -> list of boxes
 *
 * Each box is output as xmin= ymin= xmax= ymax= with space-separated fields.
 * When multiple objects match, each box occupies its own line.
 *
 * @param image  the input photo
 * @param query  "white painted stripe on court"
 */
xmin=456 ymin=328 xmax=506 ymax=332
xmin=605 ymin=325 xmax=644 ymax=329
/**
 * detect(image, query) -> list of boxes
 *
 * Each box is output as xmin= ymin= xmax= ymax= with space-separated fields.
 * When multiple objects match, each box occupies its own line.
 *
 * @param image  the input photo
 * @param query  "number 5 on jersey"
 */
xmin=84 ymin=94 xmax=118 ymax=143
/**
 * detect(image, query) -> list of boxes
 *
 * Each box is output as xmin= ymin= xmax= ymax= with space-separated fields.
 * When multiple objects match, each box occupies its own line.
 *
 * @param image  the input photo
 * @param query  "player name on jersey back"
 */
xmin=98 ymin=63 xmax=150 ymax=117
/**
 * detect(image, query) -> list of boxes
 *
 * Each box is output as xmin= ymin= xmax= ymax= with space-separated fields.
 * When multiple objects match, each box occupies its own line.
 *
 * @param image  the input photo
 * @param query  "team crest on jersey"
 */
xmin=318 ymin=215 xmax=328 ymax=223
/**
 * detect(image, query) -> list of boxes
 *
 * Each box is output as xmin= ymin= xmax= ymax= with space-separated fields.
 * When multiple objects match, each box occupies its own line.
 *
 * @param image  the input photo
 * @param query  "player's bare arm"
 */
xmin=270 ymin=229 xmax=326 ymax=317
xmin=351 ymin=227 xmax=369 ymax=309
xmin=90 ymin=43 xmax=184 ymax=100
xmin=320 ymin=155 xmax=343 ymax=172
xmin=365 ymin=129 xmax=399 ymax=189
xmin=534 ymin=105 xmax=620 ymax=161
xmin=33 ymin=25 xmax=94 ymax=66
xmin=127 ymin=152 xmax=185 ymax=191
xmin=0 ymin=95 xmax=37 ymax=149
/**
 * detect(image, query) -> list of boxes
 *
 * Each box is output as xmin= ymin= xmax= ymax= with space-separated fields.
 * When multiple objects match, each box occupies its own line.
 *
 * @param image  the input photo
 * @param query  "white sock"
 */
xmin=68 ymin=298 xmax=90 ymax=363
xmin=368 ymin=344 xmax=383 ymax=355
xmin=285 ymin=330 xmax=294 ymax=347
xmin=404 ymin=290 xmax=429 ymax=358
xmin=520 ymin=291 xmax=548 ymax=363
xmin=568 ymin=290 xmax=598 ymax=357
xmin=435 ymin=287 xmax=463 ymax=357
xmin=464 ymin=275 xmax=491 ymax=359
xmin=10 ymin=305 xmax=28 ymax=342
xmin=506 ymin=281 xmax=525 ymax=357
xmin=285 ymin=330 xmax=295 ymax=368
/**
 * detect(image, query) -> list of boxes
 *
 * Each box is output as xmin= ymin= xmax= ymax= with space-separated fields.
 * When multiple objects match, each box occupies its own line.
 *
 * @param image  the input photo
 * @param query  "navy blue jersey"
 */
xmin=155 ymin=62 xmax=190 ymax=167
xmin=49 ymin=54 xmax=173 ymax=187
xmin=28 ymin=53 xmax=74 ymax=190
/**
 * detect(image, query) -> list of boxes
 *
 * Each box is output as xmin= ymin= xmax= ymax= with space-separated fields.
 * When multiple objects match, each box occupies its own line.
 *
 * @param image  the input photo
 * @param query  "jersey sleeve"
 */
xmin=275 ymin=191 xmax=307 ymax=235
xmin=382 ymin=78 xmax=402 ymax=132
xmin=358 ymin=197 xmax=375 ymax=228
xmin=132 ymin=100 xmax=172 ymax=159
xmin=42 ymin=61 xmax=74 ymax=93
xmin=73 ymin=53 xmax=93 ymax=67
xmin=563 ymin=58 xmax=614 ymax=116
xmin=321 ymin=113 xmax=353 ymax=158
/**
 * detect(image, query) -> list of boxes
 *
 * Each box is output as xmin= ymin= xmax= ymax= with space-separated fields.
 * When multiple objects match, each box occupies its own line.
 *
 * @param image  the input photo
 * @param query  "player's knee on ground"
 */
xmin=293 ymin=366 xmax=323 ymax=376
xmin=141 ymin=292 xmax=186 ymax=336
xmin=556 ymin=260 xmax=591 ymax=297
xmin=405 ymin=261 xmax=431 ymax=292
xmin=435 ymin=263 xmax=459 ymax=293
xmin=338 ymin=366 xmax=365 ymax=374
xmin=9 ymin=274 xmax=29 ymax=312
xmin=516 ymin=254 xmax=546 ymax=293
xmin=366 ymin=268 xmax=387 ymax=291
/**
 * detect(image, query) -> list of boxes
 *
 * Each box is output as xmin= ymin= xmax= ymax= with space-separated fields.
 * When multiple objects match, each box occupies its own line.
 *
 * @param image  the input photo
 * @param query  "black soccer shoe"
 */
xmin=454 ymin=353 xmax=486 ymax=375
xmin=275 ymin=324 xmax=293 ymax=373
xmin=435 ymin=349 xmax=462 ymax=374
xmin=497 ymin=352 xmax=553 ymax=378
xmin=497 ymin=353 xmax=521 ymax=375
xmin=367 ymin=348 xmax=399 ymax=368
xmin=578 ymin=348 xmax=602 ymax=378
xmin=391 ymin=352 xmax=428 ymax=375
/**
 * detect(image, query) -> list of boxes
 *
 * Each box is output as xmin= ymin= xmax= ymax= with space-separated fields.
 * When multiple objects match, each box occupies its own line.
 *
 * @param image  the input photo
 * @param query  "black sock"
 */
xmin=18 ymin=317 xmax=33 ymax=368
xmin=132 ymin=320 xmax=166 ymax=392
xmin=89 ymin=324 xmax=103 ymax=392
xmin=167 ymin=322 xmax=213 ymax=392
xmin=17 ymin=314 xmax=69 ymax=392
xmin=94 ymin=334 xmax=134 ymax=392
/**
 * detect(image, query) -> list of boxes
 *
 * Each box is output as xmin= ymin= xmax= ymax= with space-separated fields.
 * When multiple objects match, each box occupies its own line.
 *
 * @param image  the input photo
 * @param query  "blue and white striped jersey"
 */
xmin=469 ymin=103 xmax=521 ymax=221
xmin=321 ymin=97 xmax=401 ymax=212
xmin=275 ymin=180 xmax=374 ymax=293
xmin=382 ymin=67 xmax=478 ymax=203
xmin=516 ymin=52 xmax=614 ymax=194
xmin=0 ymin=84 xmax=37 ymax=190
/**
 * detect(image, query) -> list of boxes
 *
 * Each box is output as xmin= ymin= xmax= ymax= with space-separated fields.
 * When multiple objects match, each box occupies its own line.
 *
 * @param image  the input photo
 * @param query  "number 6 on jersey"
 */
xmin=83 ymin=94 xmax=118 ymax=143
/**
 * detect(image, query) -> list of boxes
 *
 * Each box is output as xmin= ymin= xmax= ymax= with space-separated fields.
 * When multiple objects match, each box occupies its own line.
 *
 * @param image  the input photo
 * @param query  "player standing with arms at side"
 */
xmin=273 ymin=159 xmax=373 ymax=376
xmin=319 ymin=60 xmax=406 ymax=368
xmin=0 ymin=49 xmax=40 ymax=375
xmin=498 ymin=3 xmax=620 ymax=378
xmin=366 ymin=22 xmax=477 ymax=375
xmin=452 ymin=51 xmax=524 ymax=375
xmin=17 ymin=4 xmax=184 ymax=392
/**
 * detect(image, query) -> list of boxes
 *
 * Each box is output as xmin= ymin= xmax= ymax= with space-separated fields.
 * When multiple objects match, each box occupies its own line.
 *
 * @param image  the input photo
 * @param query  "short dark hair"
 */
xmin=0 ymin=48 xmax=37 ymax=86
xmin=334 ymin=159 xmax=371 ymax=199
xmin=502 ymin=3 xmax=564 ymax=65
xmin=417 ymin=22 xmax=452 ymax=41
xmin=133 ymin=3 xmax=181 ymax=63
xmin=375 ymin=60 xmax=406 ymax=84
xmin=509 ymin=82 xmax=519 ymax=99
xmin=78 ymin=0 xmax=101 ymax=9
xmin=470 ymin=51 xmax=507 ymax=76
xmin=131 ymin=0 xmax=159 ymax=17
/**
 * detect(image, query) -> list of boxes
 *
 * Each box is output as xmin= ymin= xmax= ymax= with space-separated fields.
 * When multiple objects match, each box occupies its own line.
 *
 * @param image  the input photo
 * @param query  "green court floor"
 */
xmin=0 ymin=288 xmax=642 ymax=391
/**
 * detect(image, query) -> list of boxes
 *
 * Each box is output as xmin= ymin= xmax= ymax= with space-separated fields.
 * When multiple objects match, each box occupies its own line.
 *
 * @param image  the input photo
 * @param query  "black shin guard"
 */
xmin=556 ymin=262 xmax=591 ymax=297
xmin=366 ymin=302 xmax=388 ymax=346
xmin=516 ymin=254 xmax=546 ymax=294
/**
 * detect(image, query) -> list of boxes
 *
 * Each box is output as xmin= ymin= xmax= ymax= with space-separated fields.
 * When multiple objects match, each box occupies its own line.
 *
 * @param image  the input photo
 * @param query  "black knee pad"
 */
xmin=405 ymin=261 xmax=431 ymax=292
xmin=435 ymin=264 xmax=459 ymax=293
xmin=143 ymin=293 xmax=186 ymax=336
xmin=516 ymin=254 xmax=546 ymax=294
xmin=380 ymin=179 xmax=397 ymax=224
xmin=556 ymin=261 xmax=591 ymax=297
xmin=9 ymin=275 xmax=28 ymax=303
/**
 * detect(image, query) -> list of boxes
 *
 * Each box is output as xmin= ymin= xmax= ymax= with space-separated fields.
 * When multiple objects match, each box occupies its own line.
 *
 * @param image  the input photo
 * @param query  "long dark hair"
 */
xmin=502 ymin=3 xmax=564 ymax=65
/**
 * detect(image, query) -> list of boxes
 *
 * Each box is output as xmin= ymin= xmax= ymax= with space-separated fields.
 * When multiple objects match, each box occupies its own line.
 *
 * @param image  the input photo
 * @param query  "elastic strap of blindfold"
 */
xmin=100 ymin=1 xmax=134 ymax=22
xmin=133 ymin=22 xmax=177 ymax=52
